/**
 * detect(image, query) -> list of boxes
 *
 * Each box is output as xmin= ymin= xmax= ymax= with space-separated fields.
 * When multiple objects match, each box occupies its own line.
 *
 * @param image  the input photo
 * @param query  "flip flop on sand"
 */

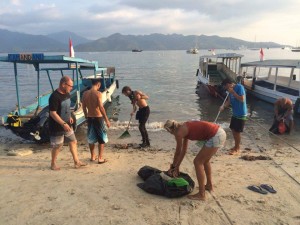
xmin=98 ymin=159 xmax=108 ymax=164
xmin=260 ymin=184 xmax=277 ymax=193
xmin=228 ymin=150 xmax=240 ymax=155
xmin=247 ymin=185 xmax=268 ymax=195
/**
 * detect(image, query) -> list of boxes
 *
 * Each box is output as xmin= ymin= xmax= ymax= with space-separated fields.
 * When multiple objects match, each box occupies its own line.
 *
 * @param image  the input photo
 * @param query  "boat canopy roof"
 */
xmin=242 ymin=60 xmax=300 ymax=68
xmin=200 ymin=53 xmax=244 ymax=59
xmin=0 ymin=53 xmax=99 ymax=69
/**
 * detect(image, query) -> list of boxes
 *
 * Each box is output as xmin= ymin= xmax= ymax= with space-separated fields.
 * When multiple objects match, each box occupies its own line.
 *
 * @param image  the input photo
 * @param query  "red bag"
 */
xmin=278 ymin=120 xmax=286 ymax=134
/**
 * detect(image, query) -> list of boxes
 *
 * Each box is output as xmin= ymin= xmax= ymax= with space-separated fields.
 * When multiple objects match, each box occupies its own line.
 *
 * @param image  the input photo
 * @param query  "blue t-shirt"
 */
xmin=229 ymin=84 xmax=247 ymax=118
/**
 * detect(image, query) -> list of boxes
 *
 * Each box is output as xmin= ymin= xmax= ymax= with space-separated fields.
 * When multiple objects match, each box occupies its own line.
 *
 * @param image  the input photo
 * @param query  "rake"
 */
xmin=118 ymin=115 xmax=133 ymax=139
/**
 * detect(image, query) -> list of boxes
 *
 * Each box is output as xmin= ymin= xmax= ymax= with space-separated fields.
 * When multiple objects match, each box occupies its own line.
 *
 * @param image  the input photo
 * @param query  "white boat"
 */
xmin=186 ymin=48 xmax=199 ymax=54
xmin=291 ymin=47 xmax=300 ymax=52
xmin=240 ymin=60 xmax=300 ymax=115
xmin=195 ymin=53 xmax=243 ymax=98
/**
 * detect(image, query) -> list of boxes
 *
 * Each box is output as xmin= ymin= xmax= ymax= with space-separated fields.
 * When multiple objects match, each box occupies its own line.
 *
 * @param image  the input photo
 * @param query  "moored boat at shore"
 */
xmin=240 ymin=59 xmax=300 ymax=116
xmin=0 ymin=53 xmax=118 ymax=142
xmin=195 ymin=53 xmax=243 ymax=98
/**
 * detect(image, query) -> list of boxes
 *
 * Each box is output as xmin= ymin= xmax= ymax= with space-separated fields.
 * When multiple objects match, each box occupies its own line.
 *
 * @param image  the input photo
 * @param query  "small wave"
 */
xmin=109 ymin=121 xmax=164 ymax=131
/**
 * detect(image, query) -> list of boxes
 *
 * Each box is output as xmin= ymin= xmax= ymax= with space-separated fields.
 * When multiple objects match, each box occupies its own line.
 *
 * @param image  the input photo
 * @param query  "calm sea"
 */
xmin=0 ymin=48 xmax=300 ymax=142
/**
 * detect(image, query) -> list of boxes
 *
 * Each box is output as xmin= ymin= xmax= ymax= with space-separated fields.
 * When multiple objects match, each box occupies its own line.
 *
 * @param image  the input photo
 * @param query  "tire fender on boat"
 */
xmin=71 ymin=113 xmax=77 ymax=131
xmin=294 ymin=98 xmax=300 ymax=117
xmin=106 ymin=91 xmax=112 ymax=103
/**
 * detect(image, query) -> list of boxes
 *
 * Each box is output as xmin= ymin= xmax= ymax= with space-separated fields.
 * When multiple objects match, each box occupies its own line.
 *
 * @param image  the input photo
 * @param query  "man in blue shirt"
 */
xmin=220 ymin=79 xmax=247 ymax=155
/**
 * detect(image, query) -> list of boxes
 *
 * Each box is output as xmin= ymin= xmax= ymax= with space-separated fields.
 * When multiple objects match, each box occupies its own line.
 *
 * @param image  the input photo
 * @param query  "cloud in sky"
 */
xmin=0 ymin=0 xmax=299 ymax=45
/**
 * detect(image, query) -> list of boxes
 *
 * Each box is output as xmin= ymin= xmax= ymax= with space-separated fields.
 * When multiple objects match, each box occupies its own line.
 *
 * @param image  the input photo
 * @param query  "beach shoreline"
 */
xmin=0 ymin=126 xmax=300 ymax=225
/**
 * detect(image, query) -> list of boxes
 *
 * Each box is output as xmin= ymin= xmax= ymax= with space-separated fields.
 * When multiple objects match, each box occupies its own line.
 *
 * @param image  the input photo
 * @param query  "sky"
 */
xmin=1 ymin=0 xmax=300 ymax=46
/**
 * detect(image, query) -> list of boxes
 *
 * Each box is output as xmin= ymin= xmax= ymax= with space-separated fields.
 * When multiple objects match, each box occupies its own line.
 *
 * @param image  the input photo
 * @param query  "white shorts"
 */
xmin=205 ymin=127 xmax=226 ymax=148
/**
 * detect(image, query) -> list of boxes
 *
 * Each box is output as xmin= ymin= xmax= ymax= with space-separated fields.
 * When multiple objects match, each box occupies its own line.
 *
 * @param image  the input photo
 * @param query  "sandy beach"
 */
xmin=0 ymin=122 xmax=300 ymax=225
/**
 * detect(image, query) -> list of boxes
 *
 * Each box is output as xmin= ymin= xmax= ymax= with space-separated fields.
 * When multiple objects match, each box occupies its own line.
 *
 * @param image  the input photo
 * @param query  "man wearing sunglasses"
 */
xmin=49 ymin=76 xmax=86 ymax=170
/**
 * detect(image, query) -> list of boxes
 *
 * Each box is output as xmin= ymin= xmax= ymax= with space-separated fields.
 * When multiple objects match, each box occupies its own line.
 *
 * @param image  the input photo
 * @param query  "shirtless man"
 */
xmin=82 ymin=79 xmax=111 ymax=163
xmin=122 ymin=86 xmax=150 ymax=147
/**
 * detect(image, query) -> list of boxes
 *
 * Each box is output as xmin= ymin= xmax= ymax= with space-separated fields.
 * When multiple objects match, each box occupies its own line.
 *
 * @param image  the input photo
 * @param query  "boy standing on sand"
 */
xmin=220 ymin=78 xmax=247 ymax=155
xmin=82 ymin=79 xmax=111 ymax=164
xmin=122 ymin=86 xmax=150 ymax=148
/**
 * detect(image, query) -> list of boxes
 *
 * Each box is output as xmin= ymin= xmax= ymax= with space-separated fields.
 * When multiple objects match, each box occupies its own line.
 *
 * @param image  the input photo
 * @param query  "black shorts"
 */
xmin=230 ymin=116 xmax=246 ymax=132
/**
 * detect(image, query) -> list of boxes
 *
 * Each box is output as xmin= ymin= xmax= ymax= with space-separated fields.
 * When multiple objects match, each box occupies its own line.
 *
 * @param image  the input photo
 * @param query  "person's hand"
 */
xmin=167 ymin=164 xmax=179 ymax=177
xmin=228 ymin=86 xmax=234 ymax=94
xmin=106 ymin=120 xmax=111 ymax=128
xmin=130 ymin=112 xmax=134 ymax=116
xmin=69 ymin=117 xmax=74 ymax=124
xmin=219 ymin=105 xmax=225 ymax=112
xmin=63 ymin=123 xmax=71 ymax=132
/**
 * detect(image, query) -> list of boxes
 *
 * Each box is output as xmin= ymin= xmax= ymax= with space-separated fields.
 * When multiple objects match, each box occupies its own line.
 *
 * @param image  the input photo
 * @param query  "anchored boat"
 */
xmin=195 ymin=53 xmax=243 ymax=98
xmin=240 ymin=59 xmax=300 ymax=116
xmin=0 ymin=53 xmax=118 ymax=142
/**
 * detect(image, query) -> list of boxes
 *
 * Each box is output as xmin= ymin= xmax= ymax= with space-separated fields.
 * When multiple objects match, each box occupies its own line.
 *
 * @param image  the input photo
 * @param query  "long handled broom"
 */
xmin=118 ymin=115 xmax=133 ymax=139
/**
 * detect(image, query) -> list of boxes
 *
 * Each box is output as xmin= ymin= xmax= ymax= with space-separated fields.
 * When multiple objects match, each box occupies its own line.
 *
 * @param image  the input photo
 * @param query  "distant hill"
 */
xmin=0 ymin=29 xmax=66 ymax=52
xmin=47 ymin=31 xmax=91 ymax=45
xmin=76 ymin=33 xmax=283 ymax=51
xmin=0 ymin=29 xmax=285 ymax=53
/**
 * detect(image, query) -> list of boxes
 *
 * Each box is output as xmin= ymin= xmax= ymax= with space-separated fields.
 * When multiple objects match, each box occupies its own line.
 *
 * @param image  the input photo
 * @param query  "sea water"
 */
xmin=0 ymin=48 xmax=300 ymax=142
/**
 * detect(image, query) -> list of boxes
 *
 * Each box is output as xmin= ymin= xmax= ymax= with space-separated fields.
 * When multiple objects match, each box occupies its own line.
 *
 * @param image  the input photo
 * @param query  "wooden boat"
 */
xmin=240 ymin=59 xmax=300 ymax=116
xmin=195 ymin=53 xmax=243 ymax=98
xmin=0 ymin=53 xmax=118 ymax=142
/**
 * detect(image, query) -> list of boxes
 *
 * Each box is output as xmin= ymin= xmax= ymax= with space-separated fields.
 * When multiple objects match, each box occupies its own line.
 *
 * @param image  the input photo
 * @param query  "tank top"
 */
xmin=185 ymin=121 xmax=219 ymax=141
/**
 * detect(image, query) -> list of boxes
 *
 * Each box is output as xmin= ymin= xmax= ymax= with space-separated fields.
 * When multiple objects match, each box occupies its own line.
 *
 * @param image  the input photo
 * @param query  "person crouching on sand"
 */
xmin=164 ymin=119 xmax=226 ymax=201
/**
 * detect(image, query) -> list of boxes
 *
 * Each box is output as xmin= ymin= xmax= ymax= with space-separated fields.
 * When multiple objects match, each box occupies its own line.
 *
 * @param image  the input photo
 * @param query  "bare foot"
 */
xmin=51 ymin=164 xmax=60 ymax=171
xmin=187 ymin=193 xmax=206 ymax=201
xmin=74 ymin=161 xmax=87 ymax=169
xmin=228 ymin=150 xmax=240 ymax=155
xmin=205 ymin=185 xmax=213 ymax=192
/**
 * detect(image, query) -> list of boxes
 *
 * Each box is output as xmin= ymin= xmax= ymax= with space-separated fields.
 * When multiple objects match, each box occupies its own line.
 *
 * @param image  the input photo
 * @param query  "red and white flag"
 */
xmin=259 ymin=48 xmax=264 ymax=61
xmin=69 ymin=38 xmax=75 ymax=57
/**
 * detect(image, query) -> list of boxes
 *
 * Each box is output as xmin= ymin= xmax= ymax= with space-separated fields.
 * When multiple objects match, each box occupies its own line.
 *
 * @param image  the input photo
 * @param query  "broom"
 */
xmin=118 ymin=115 xmax=133 ymax=139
